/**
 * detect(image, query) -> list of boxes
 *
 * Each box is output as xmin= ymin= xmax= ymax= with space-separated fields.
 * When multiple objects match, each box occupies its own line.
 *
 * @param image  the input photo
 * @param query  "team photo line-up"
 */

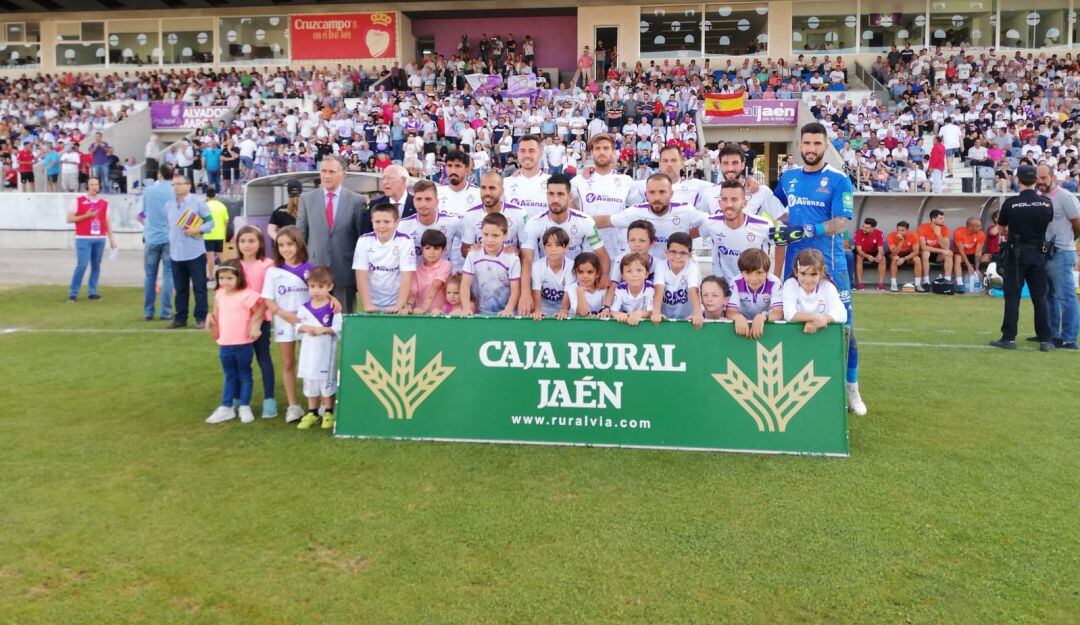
xmin=116 ymin=121 xmax=1050 ymax=429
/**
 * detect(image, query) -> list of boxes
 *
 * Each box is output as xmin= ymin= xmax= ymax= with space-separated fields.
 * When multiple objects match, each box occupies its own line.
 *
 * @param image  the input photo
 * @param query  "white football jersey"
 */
xmin=462 ymin=249 xmax=521 ymax=315
xmin=351 ymin=232 xmax=417 ymax=308
xmin=697 ymin=214 xmax=773 ymax=285
xmin=502 ymin=171 xmax=550 ymax=218
xmin=437 ymin=183 xmax=480 ymax=271
xmin=611 ymin=280 xmax=656 ymax=313
xmin=656 ymin=259 xmax=701 ymax=320
xmin=728 ymin=274 xmax=783 ymax=319
xmin=520 ymin=210 xmax=604 ymax=260
xmin=609 ymin=202 xmax=705 ymax=258
xmin=636 ymin=176 xmax=712 ymax=209
xmin=571 ymin=171 xmax=642 ymax=254
xmin=295 ymin=302 xmax=342 ymax=381
xmin=566 ymin=282 xmax=606 ymax=316
xmin=698 ymin=183 xmax=787 ymax=221
xmin=781 ymin=278 xmax=847 ymax=323
xmin=530 ymin=257 xmax=574 ymax=315
xmin=460 ymin=203 xmax=528 ymax=249
xmin=396 ymin=211 xmax=461 ymax=260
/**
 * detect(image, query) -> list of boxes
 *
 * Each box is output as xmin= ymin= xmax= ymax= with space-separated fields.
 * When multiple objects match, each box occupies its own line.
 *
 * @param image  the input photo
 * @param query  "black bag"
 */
xmin=931 ymin=277 xmax=955 ymax=295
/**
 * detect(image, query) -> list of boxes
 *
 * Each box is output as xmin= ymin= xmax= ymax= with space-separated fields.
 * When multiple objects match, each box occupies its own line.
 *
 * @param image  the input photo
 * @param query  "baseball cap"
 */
xmin=1016 ymin=165 xmax=1037 ymax=185
xmin=286 ymin=180 xmax=303 ymax=197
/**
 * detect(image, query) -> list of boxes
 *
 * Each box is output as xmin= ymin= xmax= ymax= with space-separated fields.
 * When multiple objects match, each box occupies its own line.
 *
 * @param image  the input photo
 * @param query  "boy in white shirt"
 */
xmin=530 ymin=226 xmax=575 ymax=319
xmin=294 ymin=266 xmax=343 ymax=431
xmin=352 ymin=203 xmax=416 ymax=313
xmin=461 ymin=212 xmax=521 ymax=316
xmin=656 ymin=232 xmax=703 ymax=327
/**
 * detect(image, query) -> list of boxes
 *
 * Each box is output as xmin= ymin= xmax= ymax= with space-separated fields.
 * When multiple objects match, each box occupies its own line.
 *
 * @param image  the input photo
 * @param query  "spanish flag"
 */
xmin=705 ymin=92 xmax=745 ymax=117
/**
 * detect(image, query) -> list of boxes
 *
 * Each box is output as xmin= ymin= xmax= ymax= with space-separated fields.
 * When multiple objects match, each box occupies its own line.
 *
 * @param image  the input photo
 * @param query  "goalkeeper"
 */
xmin=770 ymin=122 xmax=867 ymax=416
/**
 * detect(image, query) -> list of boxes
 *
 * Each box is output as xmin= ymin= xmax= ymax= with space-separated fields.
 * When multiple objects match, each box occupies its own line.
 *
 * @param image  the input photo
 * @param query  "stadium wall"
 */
xmin=410 ymin=15 xmax=578 ymax=72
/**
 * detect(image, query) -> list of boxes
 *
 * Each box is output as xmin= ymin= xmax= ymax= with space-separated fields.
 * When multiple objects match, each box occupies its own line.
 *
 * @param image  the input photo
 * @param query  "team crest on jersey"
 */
xmin=747 ymin=232 xmax=757 ymax=242
xmin=570 ymin=225 xmax=578 ymax=234
xmin=673 ymin=215 xmax=681 ymax=225
xmin=614 ymin=178 xmax=622 ymax=187
xmin=819 ymin=177 xmax=829 ymax=189
xmin=322 ymin=314 xmax=331 ymax=324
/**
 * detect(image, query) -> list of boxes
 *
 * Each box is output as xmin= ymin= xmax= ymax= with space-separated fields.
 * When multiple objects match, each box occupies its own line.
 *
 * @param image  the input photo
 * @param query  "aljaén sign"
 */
xmin=701 ymin=100 xmax=799 ymax=126
xmin=335 ymin=316 xmax=849 ymax=457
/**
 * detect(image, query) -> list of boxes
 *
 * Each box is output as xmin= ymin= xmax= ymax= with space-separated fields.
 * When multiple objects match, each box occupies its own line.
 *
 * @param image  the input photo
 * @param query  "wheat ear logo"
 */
xmin=711 ymin=342 xmax=829 ymax=432
xmin=352 ymin=335 xmax=455 ymax=420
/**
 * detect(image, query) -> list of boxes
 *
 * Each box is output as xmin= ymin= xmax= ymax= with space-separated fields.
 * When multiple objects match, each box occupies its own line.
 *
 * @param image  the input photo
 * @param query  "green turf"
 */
xmin=1 ymin=286 xmax=1077 ymax=624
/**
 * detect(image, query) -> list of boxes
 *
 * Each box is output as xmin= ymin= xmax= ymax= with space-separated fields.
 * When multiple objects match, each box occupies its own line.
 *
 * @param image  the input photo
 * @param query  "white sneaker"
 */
xmin=238 ymin=406 xmax=255 ymax=424
xmin=846 ymin=382 xmax=868 ymax=416
xmin=285 ymin=404 xmax=304 ymax=423
xmin=206 ymin=406 xmax=236 ymax=424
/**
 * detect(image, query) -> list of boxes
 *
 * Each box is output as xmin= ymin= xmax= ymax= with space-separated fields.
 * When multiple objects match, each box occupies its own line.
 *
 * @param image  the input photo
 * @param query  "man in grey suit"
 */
xmin=297 ymin=155 xmax=369 ymax=312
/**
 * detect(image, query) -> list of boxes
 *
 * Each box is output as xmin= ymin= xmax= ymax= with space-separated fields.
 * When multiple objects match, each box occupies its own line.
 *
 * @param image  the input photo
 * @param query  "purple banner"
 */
xmin=701 ymin=100 xmax=799 ymax=126
xmin=150 ymin=102 xmax=185 ymax=129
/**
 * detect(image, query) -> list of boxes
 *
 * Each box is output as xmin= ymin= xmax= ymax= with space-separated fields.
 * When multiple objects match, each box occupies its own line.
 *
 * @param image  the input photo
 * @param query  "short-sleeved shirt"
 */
xmin=397 ymin=211 xmax=461 ymax=259
xmin=697 ymin=214 xmax=772 ymax=285
xmin=727 ymin=275 xmax=783 ymax=319
xmin=463 ymin=249 xmax=522 ymax=314
xmin=775 ymin=165 xmax=854 ymax=289
xmin=887 ymin=231 xmax=919 ymax=255
xmin=530 ymin=257 xmax=574 ymax=315
xmin=215 ymin=288 xmax=261 ymax=346
xmin=952 ymin=226 xmax=986 ymax=255
xmin=205 ymin=199 xmax=229 ymax=241
xmin=521 ymin=210 xmax=604 ymax=260
xmin=262 ymin=263 xmax=312 ymax=313
xmin=609 ymin=202 xmax=704 ymax=258
xmin=781 ymin=278 xmax=847 ymax=324
xmin=460 ymin=203 xmax=528 ymax=249
xmin=656 ymin=260 xmax=701 ymax=320
xmin=352 ymin=232 xmax=417 ymax=308
xmin=241 ymin=257 xmax=275 ymax=321
xmin=269 ymin=206 xmax=297 ymax=230
xmin=853 ymin=228 xmax=884 ymax=255
xmin=611 ymin=281 xmax=655 ymax=313
xmin=411 ymin=258 xmax=452 ymax=312
xmin=917 ymin=223 xmax=950 ymax=250
xmin=566 ymin=282 xmax=606 ymax=316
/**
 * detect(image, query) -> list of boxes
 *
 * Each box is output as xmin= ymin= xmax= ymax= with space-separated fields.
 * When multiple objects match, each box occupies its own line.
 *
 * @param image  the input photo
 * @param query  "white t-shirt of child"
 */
xmin=566 ymin=282 xmax=607 ymax=316
xmin=781 ymin=277 xmax=847 ymax=323
xmin=611 ymin=280 xmax=656 ymax=313
xmin=462 ymin=249 xmax=522 ymax=314
xmin=530 ymin=257 xmax=574 ymax=315
xmin=295 ymin=301 xmax=343 ymax=381
xmin=351 ymin=231 xmax=417 ymax=307
xmin=727 ymin=274 xmax=783 ymax=319
xmin=656 ymin=259 xmax=701 ymax=320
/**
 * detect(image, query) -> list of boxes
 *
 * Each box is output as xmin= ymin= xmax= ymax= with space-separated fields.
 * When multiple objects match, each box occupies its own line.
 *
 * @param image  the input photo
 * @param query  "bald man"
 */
xmin=371 ymin=164 xmax=416 ymax=224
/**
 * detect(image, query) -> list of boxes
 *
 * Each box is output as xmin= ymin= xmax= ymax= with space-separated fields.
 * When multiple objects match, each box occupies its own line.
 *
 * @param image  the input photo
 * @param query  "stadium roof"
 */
xmin=0 ymin=0 xmax=469 ymax=12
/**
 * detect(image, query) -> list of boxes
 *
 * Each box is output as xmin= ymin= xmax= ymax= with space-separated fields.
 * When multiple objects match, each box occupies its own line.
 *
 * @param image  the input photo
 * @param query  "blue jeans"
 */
xmin=219 ymin=343 xmax=254 ymax=406
xmin=92 ymin=164 xmax=110 ymax=191
xmin=170 ymin=255 xmax=208 ymax=324
xmin=547 ymin=165 xmax=563 ymax=175
xmin=70 ymin=238 xmax=106 ymax=298
xmin=253 ymin=320 xmax=275 ymax=399
xmin=143 ymin=242 xmax=173 ymax=319
xmin=205 ymin=169 xmax=221 ymax=193
xmin=1047 ymin=249 xmax=1078 ymax=344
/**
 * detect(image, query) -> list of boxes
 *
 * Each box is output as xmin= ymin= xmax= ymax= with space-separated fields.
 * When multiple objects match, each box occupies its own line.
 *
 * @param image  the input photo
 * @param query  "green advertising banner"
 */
xmin=335 ymin=316 xmax=850 ymax=456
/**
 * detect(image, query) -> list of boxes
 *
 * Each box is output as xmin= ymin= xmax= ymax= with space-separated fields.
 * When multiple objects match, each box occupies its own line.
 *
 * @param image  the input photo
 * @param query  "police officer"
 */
xmin=990 ymin=165 xmax=1055 ymax=351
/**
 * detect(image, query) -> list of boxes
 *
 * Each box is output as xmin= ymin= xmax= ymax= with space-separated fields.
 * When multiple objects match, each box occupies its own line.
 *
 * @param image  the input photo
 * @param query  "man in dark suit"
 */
xmin=297 ymin=155 xmax=368 ymax=312
xmin=368 ymin=165 xmax=416 ymax=232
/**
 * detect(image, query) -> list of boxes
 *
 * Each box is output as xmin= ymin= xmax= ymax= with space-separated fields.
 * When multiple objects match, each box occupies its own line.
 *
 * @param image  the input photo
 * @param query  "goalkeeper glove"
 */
xmin=769 ymin=225 xmax=816 ymax=247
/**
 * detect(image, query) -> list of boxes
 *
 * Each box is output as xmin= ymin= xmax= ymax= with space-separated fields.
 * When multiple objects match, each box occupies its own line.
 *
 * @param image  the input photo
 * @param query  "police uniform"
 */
xmin=995 ymin=173 xmax=1054 ymax=348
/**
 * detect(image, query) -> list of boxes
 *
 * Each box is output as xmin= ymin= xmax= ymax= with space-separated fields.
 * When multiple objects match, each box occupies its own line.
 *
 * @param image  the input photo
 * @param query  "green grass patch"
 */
xmin=1 ymin=287 xmax=1077 ymax=624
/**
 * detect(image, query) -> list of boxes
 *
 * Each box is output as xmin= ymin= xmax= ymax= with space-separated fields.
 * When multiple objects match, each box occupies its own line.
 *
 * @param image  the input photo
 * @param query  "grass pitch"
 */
xmin=1 ymin=287 xmax=1076 ymax=624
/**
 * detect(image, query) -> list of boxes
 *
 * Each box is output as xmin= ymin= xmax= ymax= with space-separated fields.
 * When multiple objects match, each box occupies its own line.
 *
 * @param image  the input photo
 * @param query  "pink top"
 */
xmin=410 ymin=258 xmax=451 ymax=312
xmin=578 ymin=53 xmax=594 ymax=70
xmin=215 ymin=288 xmax=261 ymax=346
xmin=241 ymin=257 xmax=275 ymax=320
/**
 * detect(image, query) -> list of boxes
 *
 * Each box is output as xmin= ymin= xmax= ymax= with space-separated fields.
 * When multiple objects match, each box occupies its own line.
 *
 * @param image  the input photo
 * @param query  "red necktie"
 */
xmin=325 ymin=192 xmax=335 ymax=230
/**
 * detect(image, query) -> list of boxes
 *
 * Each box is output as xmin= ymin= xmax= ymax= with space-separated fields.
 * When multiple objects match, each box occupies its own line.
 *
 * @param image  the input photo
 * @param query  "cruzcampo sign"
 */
xmin=335 ymin=316 xmax=849 ymax=456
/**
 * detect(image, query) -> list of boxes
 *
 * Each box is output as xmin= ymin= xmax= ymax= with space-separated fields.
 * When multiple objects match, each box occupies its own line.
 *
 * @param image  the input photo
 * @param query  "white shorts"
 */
xmin=272 ymin=317 xmax=298 ymax=342
xmin=302 ymin=377 xmax=337 ymax=398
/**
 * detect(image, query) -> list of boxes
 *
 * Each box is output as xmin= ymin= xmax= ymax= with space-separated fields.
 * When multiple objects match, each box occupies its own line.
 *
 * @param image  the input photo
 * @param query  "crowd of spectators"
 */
xmin=2 ymin=44 xmax=1077 ymax=196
